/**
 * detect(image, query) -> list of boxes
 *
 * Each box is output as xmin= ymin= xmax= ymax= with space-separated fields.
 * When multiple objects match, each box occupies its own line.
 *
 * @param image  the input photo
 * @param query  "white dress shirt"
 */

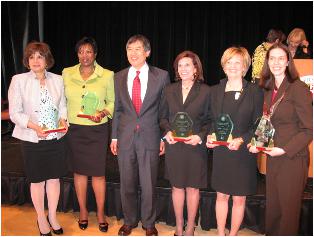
xmin=127 ymin=63 xmax=149 ymax=101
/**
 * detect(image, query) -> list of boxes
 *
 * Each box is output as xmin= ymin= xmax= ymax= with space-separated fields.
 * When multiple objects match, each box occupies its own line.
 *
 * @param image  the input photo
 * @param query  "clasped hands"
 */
xmin=165 ymin=131 xmax=201 ymax=146
xmin=89 ymin=110 xmax=109 ymax=123
xmin=206 ymin=134 xmax=243 ymax=150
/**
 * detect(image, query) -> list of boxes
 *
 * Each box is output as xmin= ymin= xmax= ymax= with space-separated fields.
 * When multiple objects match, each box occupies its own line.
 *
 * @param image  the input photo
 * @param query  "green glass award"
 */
xmin=172 ymin=112 xmax=193 ymax=142
xmin=250 ymin=116 xmax=275 ymax=151
xmin=210 ymin=114 xmax=233 ymax=146
xmin=77 ymin=91 xmax=100 ymax=118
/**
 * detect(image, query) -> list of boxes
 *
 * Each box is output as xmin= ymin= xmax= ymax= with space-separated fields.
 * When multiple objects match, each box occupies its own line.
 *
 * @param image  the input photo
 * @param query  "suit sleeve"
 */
xmin=158 ymin=72 xmax=171 ymax=137
xmin=240 ymin=85 xmax=264 ymax=144
xmin=111 ymin=75 xmax=121 ymax=140
xmin=103 ymin=71 xmax=115 ymax=119
xmin=8 ymin=75 xmax=30 ymax=129
xmin=283 ymin=82 xmax=313 ymax=158
xmin=196 ymin=87 xmax=212 ymax=142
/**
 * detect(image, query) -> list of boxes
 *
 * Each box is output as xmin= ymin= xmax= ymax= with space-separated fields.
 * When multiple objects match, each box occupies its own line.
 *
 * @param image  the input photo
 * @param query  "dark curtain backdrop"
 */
xmin=1 ymin=1 xmax=313 ymax=99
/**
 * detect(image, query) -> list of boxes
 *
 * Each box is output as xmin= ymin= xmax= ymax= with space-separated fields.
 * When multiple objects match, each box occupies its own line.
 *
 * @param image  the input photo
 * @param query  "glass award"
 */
xmin=210 ymin=114 xmax=233 ymax=146
xmin=250 ymin=116 xmax=275 ymax=151
xmin=77 ymin=91 xmax=100 ymax=119
xmin=42 ymin=106 xmax=66 ymax=134
xmin=171 ymin=112 xmax=193 ymax=142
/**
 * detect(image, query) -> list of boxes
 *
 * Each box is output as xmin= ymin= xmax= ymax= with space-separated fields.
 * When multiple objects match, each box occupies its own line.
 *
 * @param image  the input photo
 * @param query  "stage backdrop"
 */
xmin=1 ymin=1 xmax=313 ymax=98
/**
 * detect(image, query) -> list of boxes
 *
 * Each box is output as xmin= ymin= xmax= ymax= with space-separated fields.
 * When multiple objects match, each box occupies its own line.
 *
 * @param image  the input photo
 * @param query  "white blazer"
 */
xmin=8 ymin=70 xmax=67 ymax=143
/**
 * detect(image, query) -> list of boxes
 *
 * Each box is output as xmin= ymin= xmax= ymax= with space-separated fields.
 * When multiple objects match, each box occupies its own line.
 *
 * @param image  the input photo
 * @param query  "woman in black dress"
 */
xmin=160 ymin=51 xmax=211 ymax=236
xmin=206 ymin=47 xmax=263 ymax=235
xmin=8 ymin=42 xmax=68 ymax=235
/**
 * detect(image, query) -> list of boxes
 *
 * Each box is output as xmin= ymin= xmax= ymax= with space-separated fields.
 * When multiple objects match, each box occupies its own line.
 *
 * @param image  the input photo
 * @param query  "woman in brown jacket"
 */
xmin=249 ymin=42 xmax=312 ymax=235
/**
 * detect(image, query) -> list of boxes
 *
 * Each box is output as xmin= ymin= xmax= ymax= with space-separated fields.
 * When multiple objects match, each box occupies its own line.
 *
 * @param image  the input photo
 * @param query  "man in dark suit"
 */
xmin=110 ymin=34 xmax=170 ymax=236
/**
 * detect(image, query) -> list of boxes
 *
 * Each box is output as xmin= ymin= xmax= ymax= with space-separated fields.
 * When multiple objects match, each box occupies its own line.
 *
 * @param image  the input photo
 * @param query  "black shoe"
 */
xmin=47 ymin=216 xmax=63 ymax=235
xmin=37 ymin=221 xmax=52 ymax=236
xmin=118 ymin=224 xmax=138 ymax=236
xmin=78 ymin=219 xmax=88 ymax=230
xmin=99 ymin=222 xmax=109 ymax=232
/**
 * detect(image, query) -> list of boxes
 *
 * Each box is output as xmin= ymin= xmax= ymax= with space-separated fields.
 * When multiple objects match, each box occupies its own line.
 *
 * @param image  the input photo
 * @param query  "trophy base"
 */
xmin=77 ymin=114 xmax=93 ymax=119
xmin=256 ymin=146 xmax=271 ymax=152
xmin=173 ymin=137 xmax=191 ymax=142
xmin=211 ymin=140 xmax=230 ymax=146
xmin=43 ymin=127 xmax=66 ymax=134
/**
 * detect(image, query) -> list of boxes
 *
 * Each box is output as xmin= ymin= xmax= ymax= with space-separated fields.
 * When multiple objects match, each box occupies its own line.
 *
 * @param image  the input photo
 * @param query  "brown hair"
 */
xmin=221 ymin=47 xmax=251 ymax=77
xmin=259 ymin=43 xmax=299 ymax=90
xmin=23 ymin=41 xmax=54 ymax=69
xmin=266 ymin=29 xmax=286 ymax=43
xmin=173 ymin=50 xmax=204 ymax=82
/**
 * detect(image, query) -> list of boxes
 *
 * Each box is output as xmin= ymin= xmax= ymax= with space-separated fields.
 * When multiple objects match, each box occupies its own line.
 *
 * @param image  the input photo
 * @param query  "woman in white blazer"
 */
xmin=8 ymin=42 xmax=68 ymax=236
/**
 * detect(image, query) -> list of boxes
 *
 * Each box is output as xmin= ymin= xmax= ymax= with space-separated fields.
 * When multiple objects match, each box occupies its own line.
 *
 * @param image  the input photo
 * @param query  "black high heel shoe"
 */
xmin=37 ymin=221 xmax=52 ymax=236
xmin=47 ymin=216 xmax=63 ymax=235
xmin=98 ymin=222 xmax=109 ymax=232
xmin=78 ymin=219 xmax=88 ymax=230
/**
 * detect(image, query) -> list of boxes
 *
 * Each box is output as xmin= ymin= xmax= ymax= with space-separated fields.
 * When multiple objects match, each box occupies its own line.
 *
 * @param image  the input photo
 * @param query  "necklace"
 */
xmin=182 ymin=82 xmax=193 ymax=90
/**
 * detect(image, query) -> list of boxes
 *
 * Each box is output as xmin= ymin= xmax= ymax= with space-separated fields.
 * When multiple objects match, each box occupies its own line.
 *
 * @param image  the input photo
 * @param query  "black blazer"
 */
xmin=209 ymin=78 xmax=264 ymax=143
xmin=159 ymin=80 xmax=211 ymax=142
xmin=111 ymin=65 xmax=170 ymax=150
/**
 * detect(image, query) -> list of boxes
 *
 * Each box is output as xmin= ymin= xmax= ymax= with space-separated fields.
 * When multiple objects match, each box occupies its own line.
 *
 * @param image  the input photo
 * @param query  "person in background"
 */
xmin=249 ymin=43 xmax=312 ymax=235
xmin=252 ymin=28 xmax=286 ymax=83
xmin=287 ymin=28 xmax=311 ymax=59
xmin=110 ymin=34 xmax=170 ymax=236
xmin=160 ymin=51 xmax=211 ymax=236
xmin=62 ymin=37 xmax=115 ymax=233
xmin=206 ymin=47 xmax=263 ymax=236
xmin=8 ymin=41 xmax=68 ymax=236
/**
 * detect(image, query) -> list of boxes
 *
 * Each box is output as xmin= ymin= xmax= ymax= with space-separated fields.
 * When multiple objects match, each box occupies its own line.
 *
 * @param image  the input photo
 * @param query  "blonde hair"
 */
xmin=287 ymin=28 xmax=306 ymax=45
xmin=221 ymin=47 xmax=251 ymax=77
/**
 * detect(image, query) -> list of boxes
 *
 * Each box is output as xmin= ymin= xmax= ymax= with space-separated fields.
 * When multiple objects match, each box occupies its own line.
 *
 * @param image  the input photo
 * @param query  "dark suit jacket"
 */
xmin=209 ymin=78 xmax=264 ymax=143
xmin=264 ymin=77 xmax=313 ymax=159
xmin=159 ymin=81 xmax=211 ymax=142
xmin=112 ymin=65 xmax=170 ymax=151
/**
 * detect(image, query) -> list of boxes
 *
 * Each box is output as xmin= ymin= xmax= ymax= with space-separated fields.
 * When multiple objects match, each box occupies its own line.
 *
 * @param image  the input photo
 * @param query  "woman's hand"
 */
xmin=89 ymin=109 xmax=108 ymax=123
xmin=263 ymin=147 xmax=286 ymax=157
xmin=247 ymin=143 xmax=259 ymax=153
xmin=59 ymin=118 xmax=68 ymax=133
xmin=227 ymin=137 xmax=244 ymax=151
xmin=165 ymin=131 xmax=177 ymax=145
xmin=206 ymin=134 xmax=219 ymax=148
xmin=34 ymin=125 xmax=48 ymax=139
xmin=184 ymin=135 xmax=201 ymax=146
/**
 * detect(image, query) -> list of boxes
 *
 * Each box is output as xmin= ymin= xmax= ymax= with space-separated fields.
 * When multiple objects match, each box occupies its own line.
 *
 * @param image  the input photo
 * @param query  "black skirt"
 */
xmin=67 ymin=123 xmax=109 ymax=176
xmin=21 ymin=137 xmax=68 ymax=183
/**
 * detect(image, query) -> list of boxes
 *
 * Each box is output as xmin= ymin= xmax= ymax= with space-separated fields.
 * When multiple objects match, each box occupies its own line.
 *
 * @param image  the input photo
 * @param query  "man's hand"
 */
xmin=159 ymin=141 xmax=165 ymax=156
xmin=110 ymin=140 xmax=118 ymax=155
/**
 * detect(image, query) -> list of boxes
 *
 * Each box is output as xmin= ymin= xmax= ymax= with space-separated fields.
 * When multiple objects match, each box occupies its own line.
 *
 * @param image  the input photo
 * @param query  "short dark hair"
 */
xmin=259 ymin=43 xmax=299 ymax=90
xmin=23 ymin=41 xmax=55 ymax=70
xmin=75 ymin=37 xmax=98 ymax=54
xmin=266 ymin=29 xmax=286 ymax=43
xmin=126 ymin=34 xmax=151 ymax=52
xmin=173 ymin=50 xmax=204 ymax=82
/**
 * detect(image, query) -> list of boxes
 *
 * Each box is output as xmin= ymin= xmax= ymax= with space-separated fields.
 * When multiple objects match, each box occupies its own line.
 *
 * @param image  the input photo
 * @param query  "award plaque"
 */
xmin=171 ymin=112 xmax=193 ymax=142
xmin=77 ymin=91 xmax=100 ymax=118
xmin=41 ymin=106 xmax=66 ymax=134
xmin=250 ymin=116 xmax=275 ymax=151
xmin=210 ymin=114 xmax=233 ymax=146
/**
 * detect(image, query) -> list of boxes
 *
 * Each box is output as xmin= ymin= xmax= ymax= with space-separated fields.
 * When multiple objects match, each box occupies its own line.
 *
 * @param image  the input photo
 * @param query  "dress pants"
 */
xmin=118 ymin=135 xmax=159 ymax=228
xmin=265 ymin=155 xmax=308 ymax=235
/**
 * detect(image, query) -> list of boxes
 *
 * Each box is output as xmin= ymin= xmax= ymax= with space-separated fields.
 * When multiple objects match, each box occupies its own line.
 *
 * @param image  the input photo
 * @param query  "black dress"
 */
xmin=211 ymin=91 xmax=258 ymax=196
xmin=160 ymin=81 xmax=211 ymax=189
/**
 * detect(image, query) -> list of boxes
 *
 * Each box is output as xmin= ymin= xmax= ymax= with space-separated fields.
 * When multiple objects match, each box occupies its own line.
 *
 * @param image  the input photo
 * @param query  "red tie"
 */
xmin=132 ymin=71 xmax=142 ymax=115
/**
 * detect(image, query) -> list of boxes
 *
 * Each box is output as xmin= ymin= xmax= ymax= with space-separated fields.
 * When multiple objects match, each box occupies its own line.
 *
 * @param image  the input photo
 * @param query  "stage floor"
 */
xmin=1 ymin=133 xmax=313 ymax=235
